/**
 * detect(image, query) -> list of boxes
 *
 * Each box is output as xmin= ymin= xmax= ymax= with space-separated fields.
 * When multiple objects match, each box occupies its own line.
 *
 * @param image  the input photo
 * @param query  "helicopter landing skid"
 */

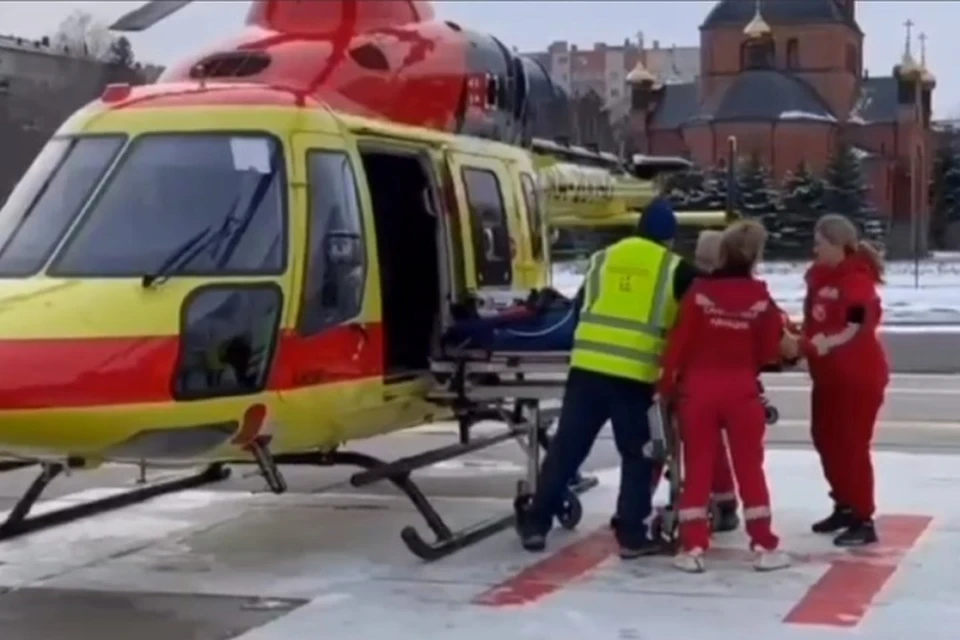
xmin=271 ymin=402 xmax=597 ymax=562
xmin=0 ymin=460 xmax=230 ymax=541
xmin=0 ymin=459 xmax=35 ymax=473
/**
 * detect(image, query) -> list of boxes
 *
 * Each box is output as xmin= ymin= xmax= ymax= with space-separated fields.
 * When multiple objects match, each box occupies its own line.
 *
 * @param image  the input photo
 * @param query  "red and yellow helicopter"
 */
xmin=0 ymin=0 xmax=729 ymax=560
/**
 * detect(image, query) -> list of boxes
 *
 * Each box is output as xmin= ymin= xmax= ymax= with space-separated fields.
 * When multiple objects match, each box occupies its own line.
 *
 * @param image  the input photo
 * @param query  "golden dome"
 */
xmin=626 ymin=60 xmax=655 ymax=84
xmin=897 ymin=50 xmax=922 ymax=80
xmin=743 ymin=7 xmax=771 ymax=39
xmin=921 ymin=66 xmax=936 ymax=85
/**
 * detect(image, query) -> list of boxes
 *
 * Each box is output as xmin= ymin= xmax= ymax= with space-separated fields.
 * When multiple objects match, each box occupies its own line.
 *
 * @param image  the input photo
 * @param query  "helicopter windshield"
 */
xmin=0 ymin=135 xmax=125 ymax=276
xmin=49 ymin=133 xmax=285 ymax=278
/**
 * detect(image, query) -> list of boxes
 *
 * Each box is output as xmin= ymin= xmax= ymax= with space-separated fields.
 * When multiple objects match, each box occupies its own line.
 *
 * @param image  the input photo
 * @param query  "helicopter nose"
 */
xmin=0 ymin=335 xmax=179 ymax=410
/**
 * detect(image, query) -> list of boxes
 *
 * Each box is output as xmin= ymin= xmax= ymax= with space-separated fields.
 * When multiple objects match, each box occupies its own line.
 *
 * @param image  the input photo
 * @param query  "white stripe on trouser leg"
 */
xmin=743 ymin=506 xmax=771 ymax=520
xmin=678 ymin=507 xmax=708 ymax=522
xmin=719 ymin=429 xmax=737 ymax=491
xmin=711 ymin=492 xmax=737 ymax=502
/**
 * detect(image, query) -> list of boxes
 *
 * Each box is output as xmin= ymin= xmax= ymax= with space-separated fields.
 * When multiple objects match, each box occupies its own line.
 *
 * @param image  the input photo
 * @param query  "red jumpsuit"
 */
xmin=801 ymin=253 xmax=888 ymax=521
xmin=658 ymin=271 xmax=784 ymax=552
xmin=708 ymin=306 xmax=797 ymax=507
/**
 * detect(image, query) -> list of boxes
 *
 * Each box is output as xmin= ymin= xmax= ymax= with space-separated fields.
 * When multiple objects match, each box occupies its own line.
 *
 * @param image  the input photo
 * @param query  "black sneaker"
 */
xmin=833 ymin=520 xmax=878 ymax=547
xmin=712 ymin=503 xmax=740 ymax=533
xmin=520 ymin=531 xmax=546 ymax=552
xmin=619 ymin=537 xmax=662 ymax=559
xmin=812 ymin=505 xmax=855 ymax=534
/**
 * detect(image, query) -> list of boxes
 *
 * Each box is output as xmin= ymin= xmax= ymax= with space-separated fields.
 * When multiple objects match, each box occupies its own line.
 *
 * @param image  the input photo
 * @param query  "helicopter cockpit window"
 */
xmin=50 ymin=133 xmax=285 ymax=277
xmin=519 ymin=173 xmax=544 ymax=261
xmin=298 ymin=150 xmax=366 ymax=335
xmin=461 ymin=167 xmax=511 ymax=287
xmin=0 ymin=135 xmax=125 ymax=276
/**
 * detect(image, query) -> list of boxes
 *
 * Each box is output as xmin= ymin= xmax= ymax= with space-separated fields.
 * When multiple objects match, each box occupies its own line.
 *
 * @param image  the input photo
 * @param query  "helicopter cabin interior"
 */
xmin=356 ymin=144 xmax=444 ymax=379
xmin=349 ymin=136 xmax=535 ymax=381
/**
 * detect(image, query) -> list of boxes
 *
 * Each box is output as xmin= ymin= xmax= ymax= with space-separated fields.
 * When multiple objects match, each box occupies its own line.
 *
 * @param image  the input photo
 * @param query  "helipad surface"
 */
xmin=0 ymin=448 xmax=953 ymax=639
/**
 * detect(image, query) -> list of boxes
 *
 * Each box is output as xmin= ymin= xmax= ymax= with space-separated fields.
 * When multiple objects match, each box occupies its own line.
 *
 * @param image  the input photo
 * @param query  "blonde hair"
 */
xmin=719 ymin=219 xmax=768 ymax=271
xmin=814 ymin=214 xmax=885 ymax=281
xmin=694 ymin=230 xmax=723 ymax=272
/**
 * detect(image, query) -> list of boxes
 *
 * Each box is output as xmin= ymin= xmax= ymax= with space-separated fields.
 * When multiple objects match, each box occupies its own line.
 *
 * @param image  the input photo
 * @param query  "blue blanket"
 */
xmin=443 ymin=291 xmax=576 ymax=352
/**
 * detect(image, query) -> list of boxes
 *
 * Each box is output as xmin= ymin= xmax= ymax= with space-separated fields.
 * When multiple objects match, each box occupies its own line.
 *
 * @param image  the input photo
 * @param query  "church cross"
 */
xmin=904 ymin=19 xmax=914 ymax=56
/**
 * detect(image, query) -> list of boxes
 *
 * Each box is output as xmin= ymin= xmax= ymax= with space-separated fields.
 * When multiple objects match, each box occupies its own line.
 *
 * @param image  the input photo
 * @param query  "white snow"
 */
xmin=552 ymin=257 xmax=960 ymax=324
xmin=778 ymin=110 xmax=838 ymax=123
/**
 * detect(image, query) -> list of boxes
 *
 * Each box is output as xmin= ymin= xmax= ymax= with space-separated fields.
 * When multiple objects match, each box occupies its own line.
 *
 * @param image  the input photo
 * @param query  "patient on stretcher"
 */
xmin=441 ymin=288 xmax=576 ymax=353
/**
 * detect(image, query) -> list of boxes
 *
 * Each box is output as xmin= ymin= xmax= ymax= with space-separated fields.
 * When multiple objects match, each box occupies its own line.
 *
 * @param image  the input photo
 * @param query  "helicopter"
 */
xmin=0 ymin=0 xmax=732 ymax=561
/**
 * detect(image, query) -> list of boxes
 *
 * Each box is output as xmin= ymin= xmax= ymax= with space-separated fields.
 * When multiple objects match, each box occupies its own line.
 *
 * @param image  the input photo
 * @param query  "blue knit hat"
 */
xmin=637 ymin=197 xmax=677 ymax=242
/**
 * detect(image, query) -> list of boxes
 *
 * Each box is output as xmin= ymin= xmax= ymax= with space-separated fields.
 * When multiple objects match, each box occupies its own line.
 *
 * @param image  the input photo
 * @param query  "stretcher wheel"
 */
xmin=651 ymin=507 xmax=678 ymax=549
xmin=513 ymin=489 xmax=533 ymax=521
xmin=764 ymin=405 xmax=779 ymax=425
xmin=648 ymin=439 xmax=667 ymax=462
xmin=557 ymin=491 xmax=582 ymax=530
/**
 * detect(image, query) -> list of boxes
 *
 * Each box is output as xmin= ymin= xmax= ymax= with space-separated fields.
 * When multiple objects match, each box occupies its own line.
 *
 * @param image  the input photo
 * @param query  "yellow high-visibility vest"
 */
xmin=570 ymin=237 xmax=681 ymax=382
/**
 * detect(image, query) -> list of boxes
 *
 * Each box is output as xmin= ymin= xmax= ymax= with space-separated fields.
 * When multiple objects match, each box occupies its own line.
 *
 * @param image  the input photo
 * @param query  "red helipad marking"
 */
xmin=474 ymin=514 xmax=932 ymax=616
xmin=473 ymin=527 xmax=616 ymax=606
xmin=783 ymin=514 xmax=932 ymax=628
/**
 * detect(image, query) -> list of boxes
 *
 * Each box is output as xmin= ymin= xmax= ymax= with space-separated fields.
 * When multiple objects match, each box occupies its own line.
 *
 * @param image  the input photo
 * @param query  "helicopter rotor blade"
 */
xmin=109 ymin=0 xmax=194 ymax=32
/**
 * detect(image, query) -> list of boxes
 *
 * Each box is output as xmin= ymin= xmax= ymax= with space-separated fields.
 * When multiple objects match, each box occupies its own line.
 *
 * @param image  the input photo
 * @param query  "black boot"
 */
xmin=712 ymin=501 xmax=740 ymax=533
xmin=833 ymin=519 xmax=878 ymax=547
xmin=812 ymin=505 xmax=855 ymax=534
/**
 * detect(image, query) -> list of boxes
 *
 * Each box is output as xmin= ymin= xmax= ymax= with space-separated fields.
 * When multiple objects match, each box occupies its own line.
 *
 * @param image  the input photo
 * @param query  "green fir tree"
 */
xmin=106 ymin=36 xmax=135 ymax=68
xmin=735 ymin=154 xmax=781 ymax=251
xmin=930 ymin=143 xmax=960 ymax=248
xmin=701 ymin=165 xmax=731 ymax=211
xmin=779 ymin=160 xmax=825 ymax=258
xmin=664 ymin=165 xmax=707 ymax=210
xmin=822 ymin=142 xmax=886 ymax=246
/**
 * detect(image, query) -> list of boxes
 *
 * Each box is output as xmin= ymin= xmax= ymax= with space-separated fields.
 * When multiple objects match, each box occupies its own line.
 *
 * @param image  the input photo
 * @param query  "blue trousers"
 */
xmin=526 ymin=367 xmax=656 ymax=548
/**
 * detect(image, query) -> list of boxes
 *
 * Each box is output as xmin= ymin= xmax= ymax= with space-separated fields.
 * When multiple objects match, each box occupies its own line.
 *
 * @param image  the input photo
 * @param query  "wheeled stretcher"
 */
xmin=428 ymin=349 xmax=593 ymax=533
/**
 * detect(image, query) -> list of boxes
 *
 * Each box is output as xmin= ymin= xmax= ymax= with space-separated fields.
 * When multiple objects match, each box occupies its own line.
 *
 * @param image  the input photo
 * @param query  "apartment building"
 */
xmin=523 ymin=34 xmax=700 ymax=106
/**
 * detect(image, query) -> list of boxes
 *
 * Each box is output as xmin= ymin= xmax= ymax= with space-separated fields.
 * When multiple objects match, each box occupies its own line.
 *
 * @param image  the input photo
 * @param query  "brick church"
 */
xmin=625 ymin=0 xmax=935 ymax=245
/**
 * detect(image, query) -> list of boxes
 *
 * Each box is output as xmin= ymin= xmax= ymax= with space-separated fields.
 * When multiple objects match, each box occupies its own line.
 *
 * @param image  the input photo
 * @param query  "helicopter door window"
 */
xmin=50 ymin=133 xmax=285 ymax=277
xmin=460 ymin=167 xmax=511 ymax=287
xmin=519 ymin=173 xmax=544 ymax=261
xmin=0 ymin=135 xmax=125 ymax=276
xmin=298 ymin=150 xmax=366 ymax=336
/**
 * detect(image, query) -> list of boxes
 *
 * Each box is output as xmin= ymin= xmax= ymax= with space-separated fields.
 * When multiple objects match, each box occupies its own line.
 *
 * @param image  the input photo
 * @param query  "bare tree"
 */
xmin=51 ymin=9 xmax=115 ymax=60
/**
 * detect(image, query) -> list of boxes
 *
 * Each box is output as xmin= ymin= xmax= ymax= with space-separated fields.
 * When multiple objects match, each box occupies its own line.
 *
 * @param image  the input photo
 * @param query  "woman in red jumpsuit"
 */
xmin=797 ymin=214 xmax=888 ymax=547
xmin=659 ymin=220 xmax=791 ymax=573
xmin=693 ymin=230 xmax=740 ymax=533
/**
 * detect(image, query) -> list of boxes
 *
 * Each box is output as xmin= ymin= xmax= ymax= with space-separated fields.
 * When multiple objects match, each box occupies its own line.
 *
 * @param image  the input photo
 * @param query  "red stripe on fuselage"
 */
xmin=0 ymin=323 xmax=384 ymax=410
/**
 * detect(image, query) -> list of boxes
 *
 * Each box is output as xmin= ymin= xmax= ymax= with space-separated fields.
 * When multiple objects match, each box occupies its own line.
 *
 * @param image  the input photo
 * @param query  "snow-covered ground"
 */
xmin=552 ymin=258 xmax=960 ymax=324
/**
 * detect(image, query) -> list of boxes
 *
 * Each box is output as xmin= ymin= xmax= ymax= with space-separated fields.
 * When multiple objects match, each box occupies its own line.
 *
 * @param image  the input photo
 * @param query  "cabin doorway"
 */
xmin=360 ymin=148 xmax=442 ymax=380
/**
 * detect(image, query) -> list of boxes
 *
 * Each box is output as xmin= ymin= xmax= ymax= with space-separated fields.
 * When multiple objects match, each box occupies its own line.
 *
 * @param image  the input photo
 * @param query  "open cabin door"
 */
xmin=442 ymin=150 xmax=524 ymax=314
xmin=285 ymin=132 xmax=389 ymax=443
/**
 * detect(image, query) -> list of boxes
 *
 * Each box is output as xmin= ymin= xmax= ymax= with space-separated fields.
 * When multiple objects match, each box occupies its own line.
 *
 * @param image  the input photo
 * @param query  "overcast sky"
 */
xmin=1 ymin=1 xmax=956 ymax=117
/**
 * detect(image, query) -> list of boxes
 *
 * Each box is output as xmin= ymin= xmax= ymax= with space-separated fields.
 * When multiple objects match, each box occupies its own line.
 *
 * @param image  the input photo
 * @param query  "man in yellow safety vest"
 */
xmin=518 ymin=197 xmax=698 ymax=557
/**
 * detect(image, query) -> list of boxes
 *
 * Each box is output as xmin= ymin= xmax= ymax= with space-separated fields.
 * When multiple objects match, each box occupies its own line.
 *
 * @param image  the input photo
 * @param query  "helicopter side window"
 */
xmin=0 ymin=135 xmax=125 ymax=277
xmin=298 ymin=150 xmax=366 ymax=335
xmin=519 ymin=173 xmax=544 ymax=261
xmin=460 ymin=167 xmax=511 ymax=287
xmin=50 ymin=133 xmax=285 ymax=277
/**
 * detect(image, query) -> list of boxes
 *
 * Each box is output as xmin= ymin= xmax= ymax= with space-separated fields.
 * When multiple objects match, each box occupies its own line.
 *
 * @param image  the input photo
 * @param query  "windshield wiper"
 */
xmin=141 ymin=192 xmax=241 ymax=288
xmin=141 ymin=148 xmax=280 ymax=289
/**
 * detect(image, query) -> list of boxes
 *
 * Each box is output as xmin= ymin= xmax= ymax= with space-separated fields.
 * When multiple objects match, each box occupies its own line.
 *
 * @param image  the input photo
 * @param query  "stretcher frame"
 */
xmin=429 ymin=348 xmax=580 ymax=486
xmin=430 ymin=348 xmax=683 ymax=552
